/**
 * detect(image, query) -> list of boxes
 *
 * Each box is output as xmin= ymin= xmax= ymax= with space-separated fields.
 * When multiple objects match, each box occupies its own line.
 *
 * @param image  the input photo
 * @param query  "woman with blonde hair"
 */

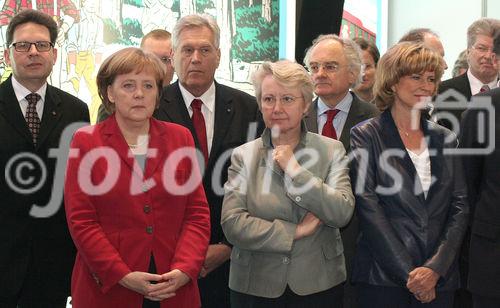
xmin=221 ymin=60 xmax=354 ymax=307
xmin=350 ymin=42 xmax=468 ymax=307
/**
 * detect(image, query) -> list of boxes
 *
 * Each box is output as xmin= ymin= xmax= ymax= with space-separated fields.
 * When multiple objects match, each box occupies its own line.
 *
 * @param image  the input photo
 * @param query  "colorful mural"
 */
xmin=0 ymin=0 xmax=279 ymax=123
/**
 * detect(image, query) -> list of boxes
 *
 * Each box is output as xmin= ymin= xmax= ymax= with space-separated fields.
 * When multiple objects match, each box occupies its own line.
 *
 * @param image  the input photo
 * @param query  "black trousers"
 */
xmin=230 ymin=284 xmax=344 ymax=308
xmin=358 ymin=283 xmax=454 ymax=308
xmin=143 ymin=255 xmax=160 ymax=308
xmin=199 ymin=261 xmax=230 ymax=308
xmin=472 ymin=293 xmax=500 ymax=308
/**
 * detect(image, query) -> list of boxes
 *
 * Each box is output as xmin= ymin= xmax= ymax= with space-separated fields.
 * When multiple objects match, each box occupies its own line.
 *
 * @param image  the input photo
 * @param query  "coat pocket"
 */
xmin=472 ymin=220 xmax=500 ymax=241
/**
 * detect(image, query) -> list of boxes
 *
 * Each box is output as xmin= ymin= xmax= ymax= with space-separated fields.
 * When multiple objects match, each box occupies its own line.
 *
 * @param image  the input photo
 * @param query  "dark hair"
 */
xmin=141 ymin=29 xmax=172 ymax=48
xmin=398 ymin=28 xmax=438 ymax=43
xmin=6 ymin=9 xmax=58 ymax=46
xmin=352 ymin=37 xmax=380 ymax=65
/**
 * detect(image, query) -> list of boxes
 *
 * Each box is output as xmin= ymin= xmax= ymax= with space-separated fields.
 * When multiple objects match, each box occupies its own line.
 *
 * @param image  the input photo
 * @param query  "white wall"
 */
xmin=386 ymin=0 xmax=500 ymax=80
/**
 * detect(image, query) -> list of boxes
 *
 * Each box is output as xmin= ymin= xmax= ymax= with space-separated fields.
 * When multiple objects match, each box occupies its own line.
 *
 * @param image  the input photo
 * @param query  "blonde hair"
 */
xmin=252 ymin=60 xmax=313 ymax=110
xmin=97 ymin=47 xmax=166 ymax=113
xmin=373 ymin=42 xmax=444 ymax=110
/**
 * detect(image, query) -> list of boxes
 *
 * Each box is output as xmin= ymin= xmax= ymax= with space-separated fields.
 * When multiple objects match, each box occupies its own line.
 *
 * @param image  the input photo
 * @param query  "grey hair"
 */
xmin=303 ymin=34 xmax=363 ymax=88
xmin=252 ymin=60 xmax=313 ymax=111
xmin=467 ymin=18 xmax=500 ymax=48
xmin=172 ymin=14 xmax=220 ymax=50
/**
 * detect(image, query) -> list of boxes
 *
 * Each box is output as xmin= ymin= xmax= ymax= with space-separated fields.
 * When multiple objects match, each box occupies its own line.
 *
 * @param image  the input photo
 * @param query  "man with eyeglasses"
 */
xmin=96 ymin=29 xmax=175 ymax=122
xmin=0 ymin=9 xmax=89 ymax=308
xmin=437 ymin=19 xmax=500 ymax=130
xmin=154 ymin=14 xmax=263 ymax=308
xmin=303 ymin=34 xmax=378 ymax=308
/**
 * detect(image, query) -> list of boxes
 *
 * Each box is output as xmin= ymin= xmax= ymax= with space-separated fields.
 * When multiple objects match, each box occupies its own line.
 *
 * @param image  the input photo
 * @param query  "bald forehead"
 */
xmin=423 ymin=34 xmax=445 ymax=57
xmin=310 ymin=39 xmax=346 ymax=60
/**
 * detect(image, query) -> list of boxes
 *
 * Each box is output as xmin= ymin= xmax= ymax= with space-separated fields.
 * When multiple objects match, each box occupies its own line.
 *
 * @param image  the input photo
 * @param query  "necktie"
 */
xmin=480 ymin=84 xmax=490 ymax=93
xmin=25 ymin=93 xmax=41 ymax=146
xmin=321 ymin=109 xmax=340 ymax=139
xmin=191 ymin=99 xmax=208 ymax=165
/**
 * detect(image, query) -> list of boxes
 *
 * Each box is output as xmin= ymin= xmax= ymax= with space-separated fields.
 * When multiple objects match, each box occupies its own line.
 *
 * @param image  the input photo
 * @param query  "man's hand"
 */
xmin=199 ymin=243 xmax=231 ymax=278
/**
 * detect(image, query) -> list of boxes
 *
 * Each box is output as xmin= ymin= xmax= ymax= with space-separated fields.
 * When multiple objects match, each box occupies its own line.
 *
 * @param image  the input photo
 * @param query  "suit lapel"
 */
xmin=380 ymin=110 xmax=425 ymax=205
xmin=460 ymin=73 xmax=473 ymax=99
xmin=423 ymin=121 xmax=444 ymax=201
xmin=304 ymin=98 xmax=319 ymax=133
xmin=143 ymin=119 xmax=168 ymax=178
xmin=209 ymin=82 xmax=234 ymax=167
xmin=339 ymin=95 xmax=365 ymax=150
xmin=0 ymin=77 xmax=33 ymax=144
xmin=38 ymin=85 xmax=62 ymax=147
xmin=101 ymin=116 xmax=139 ymax=176
xmin=156 ymin=82 xmax=193 ymax=127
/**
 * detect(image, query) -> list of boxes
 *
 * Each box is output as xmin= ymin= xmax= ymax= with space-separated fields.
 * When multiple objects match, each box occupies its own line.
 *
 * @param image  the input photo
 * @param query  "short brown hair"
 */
xmin=353 ymin=37 xmax=380 ymax=65
xmin=97 ymin=47 xmax=166 ymax=113
xmin=373 ymin=42 xmax=444 ymax=110
xmin=6 ymin=9 xmax=58 ymax=46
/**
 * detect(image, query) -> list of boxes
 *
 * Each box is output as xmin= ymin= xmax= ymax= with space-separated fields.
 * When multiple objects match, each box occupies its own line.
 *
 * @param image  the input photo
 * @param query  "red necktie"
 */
xmin=480 ymin=85 xmax=490 ymax=93
xmin=25 ymin=93 xmax=41 ymax=146
xmin=191 ymin=99 xmax=208 ymax=164
xmin=321 ymin=109 xmax=340 ymax=139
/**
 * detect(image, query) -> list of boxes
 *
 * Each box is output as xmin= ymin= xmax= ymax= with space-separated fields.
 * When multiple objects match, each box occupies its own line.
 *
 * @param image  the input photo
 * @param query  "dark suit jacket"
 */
xmin=0 ymin=76 xmax=89 ymax=301
xmin=153 ymin=81 xmax=262 ymax=306
xmin=350 ymin=110 xmax=468 ymax=290
xmin=304 ymin=92 xmax=379 ymax=152
xmin=460 ymin=89 xmax=500 ymax=298
xmin=436 ymin=73 xmax=472 ymax=131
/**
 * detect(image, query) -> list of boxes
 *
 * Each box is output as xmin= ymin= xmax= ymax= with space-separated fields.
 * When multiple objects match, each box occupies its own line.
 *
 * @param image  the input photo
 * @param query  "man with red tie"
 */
xmin=303 ymin=34 xmax=378 ymax=308
xmin=153 ymin=14 xmax=262 ymax=308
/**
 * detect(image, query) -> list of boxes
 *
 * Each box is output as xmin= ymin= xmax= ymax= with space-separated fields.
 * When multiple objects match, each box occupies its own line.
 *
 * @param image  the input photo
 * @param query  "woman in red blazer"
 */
xmin=64 ymin=47 xmax=210 ymax=308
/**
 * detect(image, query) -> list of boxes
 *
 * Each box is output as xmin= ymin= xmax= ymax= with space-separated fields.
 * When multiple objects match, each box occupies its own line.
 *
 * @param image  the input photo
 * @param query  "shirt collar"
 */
xmin=316 ymin=92 xmax=353 ymax=116
xmin=467 ymin=69 xmax=498 ymax=94
xmin=11 ymin=75 xmax=47 ymax=103
xmin=179 ymin=81 xmax=216 ymax=113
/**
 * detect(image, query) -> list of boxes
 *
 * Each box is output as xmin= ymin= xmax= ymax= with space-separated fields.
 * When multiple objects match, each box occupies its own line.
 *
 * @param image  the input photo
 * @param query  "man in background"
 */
xmin=154 ymin=14 xmax=262 ymax=308
xmin=303 ymin=34 xmax=379 ymax=308
xmin=97 ymin=29 xmax=175 ymax=122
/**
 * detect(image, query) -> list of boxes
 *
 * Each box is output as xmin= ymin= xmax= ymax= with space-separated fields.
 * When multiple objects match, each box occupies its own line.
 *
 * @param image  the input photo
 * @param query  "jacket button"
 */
xmin=144 ymin=205 xmax=151 ymax=213
xmin=295 ymin=196 xmax=301 ymax=202
xmin=146 ymin=226 xmax=153 ymax=234
xmin=283 ymin=257 xmax=290 ymax=264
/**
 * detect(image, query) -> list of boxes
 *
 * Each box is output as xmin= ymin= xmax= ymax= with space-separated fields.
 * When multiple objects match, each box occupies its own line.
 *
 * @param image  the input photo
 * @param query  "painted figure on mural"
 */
xmin=64 ymin=0 xmax=103 ymax=123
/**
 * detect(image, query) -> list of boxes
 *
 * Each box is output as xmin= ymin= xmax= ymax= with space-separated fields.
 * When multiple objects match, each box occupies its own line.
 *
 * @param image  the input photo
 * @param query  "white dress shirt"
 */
xmin=179 ymin=82 xmax=216 ymax=154
xmin=467 ymin=69 xmax=498 ymax=95
xmin=317 ymin=92 xmax=353 ymax=138
xmin=12 ymin=75 xmax=47 ymax=120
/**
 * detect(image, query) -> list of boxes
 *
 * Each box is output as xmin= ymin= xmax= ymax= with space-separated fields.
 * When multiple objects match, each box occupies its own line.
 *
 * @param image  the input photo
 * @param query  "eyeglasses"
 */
xmin=471 ymin=44 xmax=495 ymax=55
xmin=261 ymin=95 xmax=302 ymax=107
xmin=10 ymin=41 xmax=54 ymax=52
xmin=308 ymin=62 xmax=349 ymax=74
xmin=159 ymin=56 xmax=171 ymax=64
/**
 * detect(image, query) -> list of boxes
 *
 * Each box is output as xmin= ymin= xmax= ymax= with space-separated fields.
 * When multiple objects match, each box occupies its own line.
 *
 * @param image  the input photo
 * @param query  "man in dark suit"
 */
xmin=153 ymin=14 xmax=261 ymax=308
xmin=438 ymin=18 xmax=500 ymax=308
xmin=459 ymin=31 xmax=500 ymax=308
xmin=437 ymin=18 xmax=500 ymax=132
xmin=303 ymin=34 xmax=378 ymax=308
xmin=0 ymin=9 xmax=89 ymax=307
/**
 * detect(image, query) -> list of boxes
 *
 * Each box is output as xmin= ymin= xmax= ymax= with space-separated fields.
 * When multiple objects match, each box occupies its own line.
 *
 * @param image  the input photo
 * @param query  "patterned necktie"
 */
xmin=25 ymin=93 xmax=41 ymax=146
xmin=321 ymin=109 xmax=340 ymax=139
xmin=480 ymin=84 xmax=490 ymax=93
xmin=191 ymin=99 xmax=208 ymax=165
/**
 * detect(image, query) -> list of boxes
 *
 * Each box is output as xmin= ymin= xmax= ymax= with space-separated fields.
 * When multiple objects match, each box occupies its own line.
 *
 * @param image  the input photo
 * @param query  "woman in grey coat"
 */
xmin=221 ymin=60 xmax=355 ymax=308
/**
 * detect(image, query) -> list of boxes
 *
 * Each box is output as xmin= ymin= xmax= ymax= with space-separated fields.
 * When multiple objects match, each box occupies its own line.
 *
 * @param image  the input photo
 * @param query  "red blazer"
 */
xmin=64 ymin=116 xmax=210 ymax=308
